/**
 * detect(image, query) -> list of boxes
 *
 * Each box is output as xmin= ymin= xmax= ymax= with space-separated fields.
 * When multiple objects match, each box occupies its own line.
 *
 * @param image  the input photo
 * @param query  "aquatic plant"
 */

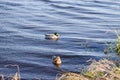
xmin=116 ymin=32 xmax=120 ymax=55
xmin=103 ymin=30 xmax=120 ymax=57
xmin=103 ymin=42 xmax=116 ymax=59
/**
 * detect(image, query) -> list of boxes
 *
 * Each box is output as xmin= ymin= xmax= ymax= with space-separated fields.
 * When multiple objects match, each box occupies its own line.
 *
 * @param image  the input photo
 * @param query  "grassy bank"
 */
xmin=56 ymin=59 xmax=120 ymax=80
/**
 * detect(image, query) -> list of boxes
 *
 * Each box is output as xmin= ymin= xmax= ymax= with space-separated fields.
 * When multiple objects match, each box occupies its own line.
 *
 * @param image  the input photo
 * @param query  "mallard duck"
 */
xmin=45 ymin=32 xmax=59 ymax=39
xmin=52 ymin=56 xmax=62 ymax=65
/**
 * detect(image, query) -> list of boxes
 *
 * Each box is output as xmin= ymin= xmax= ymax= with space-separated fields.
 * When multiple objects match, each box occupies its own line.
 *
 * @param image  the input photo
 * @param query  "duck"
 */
xmin=45 ymin=32 xmax=59 ymax=39
xmin=52 ymin=56 xmax=62 ymax=66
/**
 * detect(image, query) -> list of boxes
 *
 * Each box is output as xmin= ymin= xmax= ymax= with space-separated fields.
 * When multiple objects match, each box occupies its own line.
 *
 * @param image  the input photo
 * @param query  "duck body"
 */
xmin=45 ymin=33 xmax=59 ymax=39
xmin=45 ymin=34 xmax=58 ymax=39
xmin=52 ymin=56 xmax=62 ymax=65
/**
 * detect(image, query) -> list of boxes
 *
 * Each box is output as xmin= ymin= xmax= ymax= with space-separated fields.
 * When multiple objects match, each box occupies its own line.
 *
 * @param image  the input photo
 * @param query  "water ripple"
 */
xmin=0 ymin=0 xmax=120 ymax=79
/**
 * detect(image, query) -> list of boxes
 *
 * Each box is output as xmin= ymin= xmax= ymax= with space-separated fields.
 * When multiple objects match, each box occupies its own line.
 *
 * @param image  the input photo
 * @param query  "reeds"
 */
xmin=0 ymin=64 xmax=21 ymax=80
xmin=104 ymin=30 xmax=120 ymax=56
xmin=116 ymin=31 xmax=120 ymax=55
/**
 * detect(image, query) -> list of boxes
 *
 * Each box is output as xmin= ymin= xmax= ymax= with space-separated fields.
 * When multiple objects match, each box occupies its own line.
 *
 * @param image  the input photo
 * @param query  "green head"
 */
xmin=54 ymin=32 xmax=59 ymax=36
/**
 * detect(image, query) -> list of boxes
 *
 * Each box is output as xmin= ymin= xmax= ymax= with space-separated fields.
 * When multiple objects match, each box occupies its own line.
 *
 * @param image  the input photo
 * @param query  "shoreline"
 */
xmin=56 ymin=59 xmax=120 ymax=80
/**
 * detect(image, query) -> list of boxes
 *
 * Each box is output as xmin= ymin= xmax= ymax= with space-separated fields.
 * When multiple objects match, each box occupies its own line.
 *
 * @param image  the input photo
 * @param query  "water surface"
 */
xmin=0 ymin=0 xmax=120 ymax=79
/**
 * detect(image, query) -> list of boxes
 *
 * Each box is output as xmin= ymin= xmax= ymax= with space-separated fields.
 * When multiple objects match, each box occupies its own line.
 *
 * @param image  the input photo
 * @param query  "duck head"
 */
xmin=52 ymin=56 xmax=62 ymax=67
xmin=54 ymin=32 xmax=59 ymax=37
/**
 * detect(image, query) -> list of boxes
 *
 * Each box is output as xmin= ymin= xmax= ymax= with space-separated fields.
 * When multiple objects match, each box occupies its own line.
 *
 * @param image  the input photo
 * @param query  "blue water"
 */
xmin=0 ymin=0 xmax=120 ymax=79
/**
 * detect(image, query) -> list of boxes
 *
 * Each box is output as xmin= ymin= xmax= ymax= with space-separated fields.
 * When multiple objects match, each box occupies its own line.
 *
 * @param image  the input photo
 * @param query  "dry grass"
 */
xmin=82 ymin=59 xmax=120 ymax=80
xmin=56 ymin=59 xmax=120 ymax=80
xmin=0 ymin=64 xmax=20 ymax=80
xmin=56 ymin=72 xmax=88 ymax=80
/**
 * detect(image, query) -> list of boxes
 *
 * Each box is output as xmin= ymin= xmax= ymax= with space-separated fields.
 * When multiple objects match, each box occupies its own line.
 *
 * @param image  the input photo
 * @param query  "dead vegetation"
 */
xmin=56 ymin=72 xmax=88 ymax=80
xmin=0 ymin=64 xmax=20 ymax=80
xmin=56 ymin=59 xmax=120 ymax=80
